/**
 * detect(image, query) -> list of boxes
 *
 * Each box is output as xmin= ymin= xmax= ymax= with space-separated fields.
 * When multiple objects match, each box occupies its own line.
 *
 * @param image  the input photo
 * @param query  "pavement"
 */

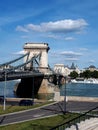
xmin=0 ymin=100 xmax=98 ymax=126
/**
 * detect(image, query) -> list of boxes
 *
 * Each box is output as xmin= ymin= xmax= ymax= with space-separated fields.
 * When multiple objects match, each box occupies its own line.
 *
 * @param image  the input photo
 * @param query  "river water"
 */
xmin=60 ymin=83 xmax=98 ymax=97
xmin=0 ymin=80 xmax=20 ymax=98
xmin=0 ymin=81 xmax=98 ymax=98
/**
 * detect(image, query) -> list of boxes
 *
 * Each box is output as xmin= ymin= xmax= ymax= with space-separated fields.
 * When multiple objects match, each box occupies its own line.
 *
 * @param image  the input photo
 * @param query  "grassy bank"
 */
xmin=0 ymin=101 xmax=54 ymax=115
xmin=0 ymin=113 xmax=79 ymax=130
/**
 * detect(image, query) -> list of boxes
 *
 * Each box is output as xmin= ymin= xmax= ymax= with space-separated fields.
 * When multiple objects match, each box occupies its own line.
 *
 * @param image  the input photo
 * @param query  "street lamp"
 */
xmin=3 ymin=71 xmax=7 ymax=110
xmin=56 ymin=69 xmax=66 ymax=114
xmin=63 ymin=77 xmax=66 ymax=114
xmin=32 ymin=77 xmax=34 ymax=104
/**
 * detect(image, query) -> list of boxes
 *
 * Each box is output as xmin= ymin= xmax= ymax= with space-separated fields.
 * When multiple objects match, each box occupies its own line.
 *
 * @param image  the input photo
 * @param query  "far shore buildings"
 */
xmin=87 ymin=65 xmax=98 ymax=72
xmin=54 ymin=63 xmax=80 ymax=77
xmin=54 ymin=63 xmax=98 ymax=77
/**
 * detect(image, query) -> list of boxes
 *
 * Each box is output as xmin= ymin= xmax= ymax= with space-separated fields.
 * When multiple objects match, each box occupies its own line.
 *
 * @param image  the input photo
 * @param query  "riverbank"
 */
xmin=6 ymin=96 xmax=98 ymax=103
xmin=67 ymin=96 xmax=98 ymax=102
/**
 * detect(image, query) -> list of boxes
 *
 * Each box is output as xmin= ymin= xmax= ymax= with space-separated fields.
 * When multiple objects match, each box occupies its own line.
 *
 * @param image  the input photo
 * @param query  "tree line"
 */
xmin=69 ymin=70 xmax=98 ymax=79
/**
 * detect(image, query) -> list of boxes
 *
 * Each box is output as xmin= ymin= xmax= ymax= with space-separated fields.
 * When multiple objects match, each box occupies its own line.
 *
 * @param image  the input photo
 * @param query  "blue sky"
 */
xmin=0 ymin=0 xmax=98 ymax=69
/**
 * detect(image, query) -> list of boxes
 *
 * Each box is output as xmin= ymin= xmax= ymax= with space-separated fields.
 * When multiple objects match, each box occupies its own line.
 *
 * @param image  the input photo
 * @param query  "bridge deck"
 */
xmin=0 ymin=71 xmax=44 ymax=81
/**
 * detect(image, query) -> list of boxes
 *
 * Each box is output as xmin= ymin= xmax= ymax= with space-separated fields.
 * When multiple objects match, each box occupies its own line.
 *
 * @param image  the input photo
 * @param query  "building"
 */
xmin=54 ymin=64 xmax=66 ymax=76
xmin=70 ymin=62 xmax=80 ymax=74
xmin=88 ymin=65 xmax=98 ymax=72
xmin=54 ymin=63 xmax=80 ymax=76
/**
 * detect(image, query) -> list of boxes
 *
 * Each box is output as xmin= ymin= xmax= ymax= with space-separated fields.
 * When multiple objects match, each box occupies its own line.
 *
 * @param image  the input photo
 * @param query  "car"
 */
xmin=19 ymin=99 xmax=33 ymax=106
xmin=0 ymin=96 xmax=4 ymax=102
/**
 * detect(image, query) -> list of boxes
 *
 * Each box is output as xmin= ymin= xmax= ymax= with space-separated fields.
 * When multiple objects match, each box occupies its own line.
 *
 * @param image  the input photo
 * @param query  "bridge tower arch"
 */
xmin=15 ymin=43 xmax=59 ymax=100
xmin=23 ymin=43 xmax=50 ymax=73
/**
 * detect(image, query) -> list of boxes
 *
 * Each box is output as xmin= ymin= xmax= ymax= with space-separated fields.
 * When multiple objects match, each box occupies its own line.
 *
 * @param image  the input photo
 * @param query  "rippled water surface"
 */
xmin=0 ymin=80 xmax=19 ymax=97
xmin=60 ymin=83 xmax=98 ymax=97
xmin=0 ymin=81 xmax=98 ymax=98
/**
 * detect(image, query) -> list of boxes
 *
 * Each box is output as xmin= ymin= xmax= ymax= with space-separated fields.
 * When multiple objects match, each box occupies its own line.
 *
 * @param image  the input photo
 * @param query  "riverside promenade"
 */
xmin=0 ymin=96 xmax=98 ymax=126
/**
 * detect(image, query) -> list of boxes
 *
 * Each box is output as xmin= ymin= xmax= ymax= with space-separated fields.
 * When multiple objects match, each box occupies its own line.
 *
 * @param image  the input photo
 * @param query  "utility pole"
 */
xmin=4 ymin=71 xmax=7 ymax=110
xmin=32 ymin=77 xmax=34 ymax=104
xmin=63 ymin=77 xmax=66 ymax=114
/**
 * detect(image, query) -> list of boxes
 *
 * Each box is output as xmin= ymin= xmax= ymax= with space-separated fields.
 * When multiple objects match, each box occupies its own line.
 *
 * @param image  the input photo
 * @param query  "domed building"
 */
xmin=88 ymin=65 xmax=97 ymax=72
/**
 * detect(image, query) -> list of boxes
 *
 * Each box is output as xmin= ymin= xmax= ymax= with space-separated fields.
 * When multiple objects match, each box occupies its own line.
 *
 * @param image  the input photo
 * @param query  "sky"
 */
xmin=0 ymin=0 xmax=98 ymax=69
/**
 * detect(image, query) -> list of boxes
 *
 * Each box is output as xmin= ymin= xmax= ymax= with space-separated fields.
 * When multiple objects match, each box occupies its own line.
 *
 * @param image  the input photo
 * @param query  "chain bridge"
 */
xmin=0 ymin=52 xmax=44 ymax=81
xmin=0 ymin=43 xmax=63 ymax=99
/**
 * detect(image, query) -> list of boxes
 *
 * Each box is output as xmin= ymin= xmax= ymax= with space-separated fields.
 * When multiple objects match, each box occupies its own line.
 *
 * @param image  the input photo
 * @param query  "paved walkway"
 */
xmin=0 ymin=101 xmax=98 ymax=126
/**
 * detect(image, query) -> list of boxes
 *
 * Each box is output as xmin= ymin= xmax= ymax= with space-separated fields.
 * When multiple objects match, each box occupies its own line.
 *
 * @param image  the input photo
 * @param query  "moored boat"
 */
xmin=71 ymin=78 xmax=98 ymax=84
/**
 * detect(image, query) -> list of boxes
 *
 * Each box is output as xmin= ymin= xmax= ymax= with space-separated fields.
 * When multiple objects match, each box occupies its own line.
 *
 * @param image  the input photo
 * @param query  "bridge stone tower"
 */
xmin=16 ymin=43 xmax=59 ymax=100
xmin=24 ymin=43 xmax=50 ymax=73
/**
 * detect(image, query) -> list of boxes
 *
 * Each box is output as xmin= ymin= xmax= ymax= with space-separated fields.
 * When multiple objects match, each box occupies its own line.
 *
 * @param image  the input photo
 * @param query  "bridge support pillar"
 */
xmin=14 ymin=77 xmax=60 ymax=100
xmin=38 ymin=79 xmax=55 ymax=100
xmin=14 ymin=76 xmax=44 ymax=98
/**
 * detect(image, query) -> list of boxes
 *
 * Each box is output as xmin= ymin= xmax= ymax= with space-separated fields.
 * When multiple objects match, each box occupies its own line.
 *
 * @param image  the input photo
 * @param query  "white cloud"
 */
xmin=65 ymin=37 xmax=75 ymax=41
xmin=65 ymin=58 xmax=79 ymax=61
xmin=16 ymin=19 xmax=88 ymax=34
xmin=60 ymin=51 xmax=83 ymax=57
xmin=88 ymin=60 xmax=95 ymax=63
xmin=46 ymin=34 xmax=60 ymax=39
xmin=79 ymin=48 xmax=88 ymax=51
xmin=21 ymin=35 xmax=29 ymax=39
xmin=16 ymin=26 xmax=29 ymax=32
xmin=13 ymin=51 xmax=25 ymax=55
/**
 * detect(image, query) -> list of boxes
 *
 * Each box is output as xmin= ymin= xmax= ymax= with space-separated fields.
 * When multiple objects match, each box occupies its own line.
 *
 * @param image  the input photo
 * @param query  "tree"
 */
xmin=82 ymin=70 xmax=91 ymax=78
xmin=69 ymin=71 xmax=78 ymax=79
xmin=91 ymin=70 xmax=98 ymax=78
xmin=80 ymin=70 xmax=98 ymax=78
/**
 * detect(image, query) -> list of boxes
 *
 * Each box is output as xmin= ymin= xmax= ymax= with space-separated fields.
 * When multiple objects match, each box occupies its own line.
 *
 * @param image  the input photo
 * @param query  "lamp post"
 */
xmin=4 ymin=71 xmax=7 ymax=110
xmin=63 ymin=77 xmax=66 ymax=114
xmin=32 ymin=77 xmax=34 ymax=104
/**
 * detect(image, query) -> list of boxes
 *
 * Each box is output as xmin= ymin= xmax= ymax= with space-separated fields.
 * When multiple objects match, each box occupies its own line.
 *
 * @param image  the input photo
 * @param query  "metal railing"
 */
xmin=50 ymin=106 xmax=98 ymax=130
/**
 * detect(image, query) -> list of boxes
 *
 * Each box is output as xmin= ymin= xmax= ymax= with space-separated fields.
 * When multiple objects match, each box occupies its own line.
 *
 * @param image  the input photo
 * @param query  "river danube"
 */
xmin=0 ymin=80 xmax=20 ymax=97
xmin=60 ymin=83 xmax=98 ymax=97
xmin=0 ymin=80 xmax=98 ymax=98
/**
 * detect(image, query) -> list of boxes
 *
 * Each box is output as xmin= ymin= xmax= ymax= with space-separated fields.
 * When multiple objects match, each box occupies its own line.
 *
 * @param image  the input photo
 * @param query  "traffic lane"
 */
xmin=40 ymin=101 xmax=98 ymax=112
xmin=66 ymin=101 xmax=98 ymax=111
xmin=0 ymin=101 xmax=98 ymax=126
xmin=5 ymin=100 xmax=98 ymax=111
xmin=0 ymin=104 xmax=62 ymax=125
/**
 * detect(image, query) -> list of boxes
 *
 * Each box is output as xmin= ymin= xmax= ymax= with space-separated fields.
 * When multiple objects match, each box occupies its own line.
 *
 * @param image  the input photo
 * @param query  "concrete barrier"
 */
xmin=6 ymin=96 xmax=98 ymax=102
xmin=60 ymin=96 xmax=98 ymax=102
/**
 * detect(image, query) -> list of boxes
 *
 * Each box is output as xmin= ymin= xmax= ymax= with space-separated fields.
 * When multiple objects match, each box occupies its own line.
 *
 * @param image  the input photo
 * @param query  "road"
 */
xmin=0 ymin=101 xmax=98 ymax=126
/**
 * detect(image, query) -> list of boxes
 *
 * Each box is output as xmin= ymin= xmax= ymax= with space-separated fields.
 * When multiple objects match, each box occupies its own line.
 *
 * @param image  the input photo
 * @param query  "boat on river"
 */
xmin=71 ymin=78 xmax=98 ymax=84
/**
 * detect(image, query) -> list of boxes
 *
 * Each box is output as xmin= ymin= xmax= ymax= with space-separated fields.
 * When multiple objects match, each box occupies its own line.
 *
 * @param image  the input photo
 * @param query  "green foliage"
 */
xmin=91 ymin=70 xmax=98 ymax=78
xmin=80 ymin=70 xmax=98 ymax=78
xmin=0 ymin=102 xmax=53 ymax=115
xmin=69 ymin=70 xmax=98 ymax=79
xmin=69 ymin=71 xmax=78 ymax=79
xmin=82 ymin=70 xmax=91 ymax=78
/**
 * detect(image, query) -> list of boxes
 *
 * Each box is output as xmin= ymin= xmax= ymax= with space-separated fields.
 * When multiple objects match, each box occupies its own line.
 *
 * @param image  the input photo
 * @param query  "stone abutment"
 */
xmin=14 ymin=76 xmax=59 ymax=100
